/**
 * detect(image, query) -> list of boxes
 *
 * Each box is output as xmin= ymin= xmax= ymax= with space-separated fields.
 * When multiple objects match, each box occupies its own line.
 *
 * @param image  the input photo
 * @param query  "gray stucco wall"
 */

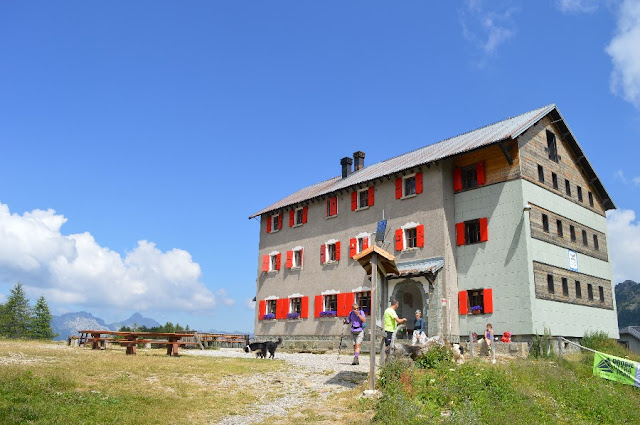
xmin=455 ymin=179 xmax=534 ymax=337
xmin=255 ymin=162 xmax=451 ymax=337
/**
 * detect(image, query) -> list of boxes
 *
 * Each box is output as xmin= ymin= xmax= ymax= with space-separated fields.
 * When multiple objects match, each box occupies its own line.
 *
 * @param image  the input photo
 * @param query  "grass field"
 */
xmin=0 ymin=340 xmax=284 ymax=424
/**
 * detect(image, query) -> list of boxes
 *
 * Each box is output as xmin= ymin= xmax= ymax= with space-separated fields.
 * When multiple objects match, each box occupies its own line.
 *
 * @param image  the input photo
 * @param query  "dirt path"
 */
xmin=184 ymin=348 xmax=373 ymax=424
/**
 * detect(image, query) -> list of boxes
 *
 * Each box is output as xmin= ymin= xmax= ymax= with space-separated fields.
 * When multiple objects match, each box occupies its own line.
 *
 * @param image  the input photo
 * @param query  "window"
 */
xmin=599 ymin=286 xmax=605 ymax=302
xmin=290 ymin=297 xmax=302 ymax=315
xmin=570 ymin=225 xmax=576 ymax=242
xmin=270 ymin=215 xmax=281 ymax=233
xmin=538 ymin=165 xmax=545 ymax=183
xmin=355 ymin=291 xmax=371 ymax=313
xmin=582 ymin=230 xmax=588 ymax=246
xmin=565 ymin=179 xmax=571 ymax=196
xmin=552 ymin=173 xmax=559 ymax=189
xmin=465 ymin=220 xmax=481 ymax=244
xmin=404 ymin=175 xmax=416 ymax=197
xmin=547 ymin=130 xmax=559 ymax=162
xmin=324 ymin=294 xmax=338 ymax=312
xmin=557 ymin=220 xmax=563 ymax=238
xmin=462 ymin=165 xmax=478 ymax=190
xmin=295 ymin=208 xmax=304 ymax=226
xmin=327 ymin=243 xmax=337 ymax=262
xmin=562 ymin=278 xmax=569 ymax=296
xmin=326 ymin=196 xmax=338 ymax=217
xmin=577 ymin=186 xmax=583 ymax=202
xmin=405 ymin=227 xmax=418 ymax=248
xmin=293 ymin=248 xmax=303 ymax=268
xmin=593 ymin=235 xmax=599 ymax=251
xmin=588 ymin=191 xmax=594 ymax=207
xmin=542 ymin=214 xmax=549 ymax=232
xmin=587 ymin=284 xmax=593 ymax=301
xmin=547 ymin=274 xmax=554 ymax=294
xmin=357 ymin=236 xmax=369 ymax=253
xmin=468 ymin=289 xmax=485 ymax=313
xmin=358 ymin=189 xmax=369 ymax=209
xmin=266 ymin=300 xmax=277 ymax=315
xmin=575 ymin=281 xmax=582 ymax=298
xmin=270 ymin=254 xmax=278 ymax=271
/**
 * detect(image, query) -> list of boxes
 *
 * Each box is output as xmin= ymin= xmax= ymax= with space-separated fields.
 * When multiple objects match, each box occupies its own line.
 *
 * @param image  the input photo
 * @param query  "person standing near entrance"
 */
xmin=343 ymin=302 xmax=366 ymax=365
xmin=412 ymin=309 xmax=426 ymax=345
xmin=384 ymin=298 xmax=407 ymax=346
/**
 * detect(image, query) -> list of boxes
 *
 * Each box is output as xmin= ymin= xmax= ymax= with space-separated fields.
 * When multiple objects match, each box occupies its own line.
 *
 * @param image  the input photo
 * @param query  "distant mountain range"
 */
xmin=615 ymin=280 xmax=640 ymax=329
xmin=51 ymin=311 xmax=161 ymax=341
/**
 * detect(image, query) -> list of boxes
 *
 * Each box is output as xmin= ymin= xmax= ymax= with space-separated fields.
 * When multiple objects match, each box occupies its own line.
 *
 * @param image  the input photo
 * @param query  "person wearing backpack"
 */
xmin=343 ymin=302 xmax=366 ymax=365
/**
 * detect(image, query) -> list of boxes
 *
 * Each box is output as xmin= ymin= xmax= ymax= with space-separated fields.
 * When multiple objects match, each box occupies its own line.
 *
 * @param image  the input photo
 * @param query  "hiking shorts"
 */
xmin=351 ymin=331 xmax=364 ymax=345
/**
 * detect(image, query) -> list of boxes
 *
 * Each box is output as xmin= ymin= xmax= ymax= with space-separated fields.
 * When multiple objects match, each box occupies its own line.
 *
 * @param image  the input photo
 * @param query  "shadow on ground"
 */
xmin=325 ymin=371 xmax=368 ymax=388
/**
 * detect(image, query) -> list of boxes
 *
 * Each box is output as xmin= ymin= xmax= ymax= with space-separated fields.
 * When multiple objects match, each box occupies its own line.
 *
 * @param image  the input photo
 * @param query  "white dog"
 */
xmin=452 ymin=343 xmax=465 ymax=364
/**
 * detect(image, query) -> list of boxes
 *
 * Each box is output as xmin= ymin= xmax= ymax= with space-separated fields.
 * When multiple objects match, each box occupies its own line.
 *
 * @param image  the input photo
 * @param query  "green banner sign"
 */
xmin=593 ymin=351 xmax=640 ymax=387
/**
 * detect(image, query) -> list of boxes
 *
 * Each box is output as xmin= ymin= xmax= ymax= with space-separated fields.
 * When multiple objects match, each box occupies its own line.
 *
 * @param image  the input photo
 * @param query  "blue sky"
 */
xmin=1 ymin=1 xmax=639 ymax=332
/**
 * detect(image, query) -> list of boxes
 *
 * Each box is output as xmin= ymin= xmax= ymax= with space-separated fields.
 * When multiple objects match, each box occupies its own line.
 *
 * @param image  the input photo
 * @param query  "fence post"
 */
xmin=546 ymin=338 xmax=551 ymax=357
xmin=490 ymin=339 xmax=496 ymax=364
xmin=557 ymin=337 xmax=563 ymax=360
xmin=469 ymin=332 xmax=475 ymax=359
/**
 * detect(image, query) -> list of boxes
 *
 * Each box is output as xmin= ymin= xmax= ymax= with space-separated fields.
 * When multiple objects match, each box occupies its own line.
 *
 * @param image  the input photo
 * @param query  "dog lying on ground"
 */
xmin=452 ymin=343 xmax=465 ymax=364
xmin=244 ymin=338 xmax=283 ymax=359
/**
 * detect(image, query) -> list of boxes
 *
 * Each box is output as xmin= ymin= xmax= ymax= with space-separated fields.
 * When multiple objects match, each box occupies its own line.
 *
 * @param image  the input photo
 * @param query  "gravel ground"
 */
xmin=184 ymin=348 xmax=372 ymax=424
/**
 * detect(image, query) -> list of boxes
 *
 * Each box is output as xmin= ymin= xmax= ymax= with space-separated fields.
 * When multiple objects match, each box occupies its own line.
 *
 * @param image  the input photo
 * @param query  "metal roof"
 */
xmin=393 ymin=257 xmax=445 ymax=278
xmin=250 ymin=104 xmax=614 ymax=218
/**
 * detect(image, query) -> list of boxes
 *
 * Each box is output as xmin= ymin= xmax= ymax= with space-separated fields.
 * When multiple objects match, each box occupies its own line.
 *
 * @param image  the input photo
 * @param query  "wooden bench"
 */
xmin=118 ymin=339 xmax=199 ymax=356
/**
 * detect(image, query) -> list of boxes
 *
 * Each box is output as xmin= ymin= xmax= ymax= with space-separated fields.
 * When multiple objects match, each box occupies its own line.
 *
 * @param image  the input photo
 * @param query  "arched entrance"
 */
xmin=391 ymin=278 xmax=429 ymax=337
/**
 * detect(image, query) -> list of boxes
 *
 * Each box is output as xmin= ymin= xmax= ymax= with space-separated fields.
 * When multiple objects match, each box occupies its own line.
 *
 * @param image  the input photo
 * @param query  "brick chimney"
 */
xmin=353 ymin=151 xmax=365 ymax=171
xmin=341 ymin=157 xmax=353 ymax=179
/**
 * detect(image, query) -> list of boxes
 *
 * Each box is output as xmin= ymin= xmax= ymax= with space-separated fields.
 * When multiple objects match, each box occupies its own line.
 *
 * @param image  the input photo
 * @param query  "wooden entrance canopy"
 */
xmin=352 ymin=245 xmax=399 ymax=276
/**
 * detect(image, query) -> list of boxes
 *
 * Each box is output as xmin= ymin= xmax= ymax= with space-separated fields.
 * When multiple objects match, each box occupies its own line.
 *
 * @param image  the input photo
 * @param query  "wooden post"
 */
xmin=558 ymin=337 xmax=563 ymax=360
xmin=469 ymin=332 xmax=475 ymax=359
xmin=369 ymin=252 xmax=378 ymax=391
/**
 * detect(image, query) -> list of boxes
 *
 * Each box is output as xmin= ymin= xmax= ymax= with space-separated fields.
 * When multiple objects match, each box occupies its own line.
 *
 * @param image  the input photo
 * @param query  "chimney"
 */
xmin=341 ymin=157 xmax=353 ymax=179
xmin=353 ymin=151 xmax=365 ymax=171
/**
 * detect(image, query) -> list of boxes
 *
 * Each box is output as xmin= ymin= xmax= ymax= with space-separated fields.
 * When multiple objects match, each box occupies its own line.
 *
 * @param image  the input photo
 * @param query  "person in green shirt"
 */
xmin=383 ymin=298 xmax=407 ymax=346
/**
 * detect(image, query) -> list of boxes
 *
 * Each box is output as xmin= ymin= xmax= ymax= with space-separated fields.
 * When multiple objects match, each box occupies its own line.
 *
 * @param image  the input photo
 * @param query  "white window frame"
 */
xmin=324 ymin=239 xmax=338 ymax=263
xmin=401 ymin=222 xmax=419 ymax=250
xmin=321 ymin=289 xmax=339 ymax=312
xmin=294 ymin=207 xmax=304 ymax=227
xmin=355 ymin=232 xmax=371 ymax=255
xmin=356 ymin=188 xmax=370 ymax=210
xmin=292 ymin=246 xmax=303 ymax=269
xmin=402 ymin=173 xmax=417 ymax=199
xmin=266 ymin=299 xmax=277 ymax=315
xmin=268 ymin=251 xmax=279 ymax=272
xmin=288 ymin=293 xmax=303 ymax=316
xmin=270 ymin=215 xmax=280 ymax=233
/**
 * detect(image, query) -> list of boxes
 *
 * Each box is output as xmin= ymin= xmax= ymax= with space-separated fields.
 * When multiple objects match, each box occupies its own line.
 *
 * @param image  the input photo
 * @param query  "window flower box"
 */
xmin=319 ymin=311 xmax=337 ymax=318
xmin=470 ymin=305 xmax=483 ymax=315
xmin=287 ymin=312 xmax=301 ymax=320
xmin=262 ymin=313 xmax=276 ymax=320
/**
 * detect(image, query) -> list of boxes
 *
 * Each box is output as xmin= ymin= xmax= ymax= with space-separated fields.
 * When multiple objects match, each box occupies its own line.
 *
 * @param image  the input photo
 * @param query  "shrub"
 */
xmin=415 ymin=345 xmax=452 ymax=369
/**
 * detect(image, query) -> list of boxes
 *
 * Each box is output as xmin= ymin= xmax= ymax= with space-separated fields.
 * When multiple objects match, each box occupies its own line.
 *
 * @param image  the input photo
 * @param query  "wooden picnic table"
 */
xmin=77 ymin=330 xmax=197 ymax=356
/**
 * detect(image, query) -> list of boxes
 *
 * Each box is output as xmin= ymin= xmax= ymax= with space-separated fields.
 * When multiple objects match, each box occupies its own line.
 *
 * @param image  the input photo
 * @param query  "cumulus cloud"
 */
xmin=613 ymin=169 xmax=640 ymax=187
xmin=606 ymin=0 xmax=640 ymax=107
xmin=216 ymin=289 xmax=236 ymax=307
xmin=606 ymin=209 xmax=640 ymax=283
xmin=0 ymin=203 xmax=218 ymax=312
xmin=555 ymin=0 xmax=599 ymax=14
xmin=460 ymin=0 xmax=518 ymax=57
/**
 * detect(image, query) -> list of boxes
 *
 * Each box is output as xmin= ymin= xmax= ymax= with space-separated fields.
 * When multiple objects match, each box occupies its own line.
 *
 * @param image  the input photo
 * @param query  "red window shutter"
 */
xmin=262 ymin=255 xmax=269 ymax=272
xmin=395 ymin=229 xmax=404 ymax=251
xmin=458 ymin=291 xmax=469 ymax=315
xmin=314 ymin=295 xmax=323 ymax=318
xmin=335 ymin=241 xmax=341 ymax=261
xmin=395 ymin=178 xmax=402 ymax=199
xmin=278 ymin=213 xmax=283 ymax=230
xmin=337 ymin=293 xmax=347 ymax=317
xmin=320 ymin=244 xmax=326 ymax=264
xmin=301 ymin=296 xmax=309 ymax=318
xmin=349 ymin=238 xmax=357 ymax=258
xmin=259 ymin=300 xmax=266 ymax=320
xmin=289 ymin=210 xmax=295 ymax=227
xmin=456 ymin=223 xmax=466 ymax=246
xmin=302 ymin=206 xmax=308 ymax=223
xmin=363 ymin=237 xmax=369 ymax=250
xmin=483 ymin=288 xmax=493 ymax=314
xmin=276 ymin=298 xmax=288 ymax=319
xmin=286 ymin=251 xmax=293 ymax=268
xmin=275 ymin=253 xmax=281 ymax=270
xmin=266 ymin=215 xmax=271 ymax=233
xmin=476 ymin=162 xmax=486 ymax=186
xmin=479 ymin=217 xmax=489 ymax=242
xmin=453 ymin=168 xmax=462 ymax=192
xmin=345 ymin=292 xmax=355 ymax=313
xmin=416 ymin=224 xmax=425 ymax=248
xmin=331 ymin=197 xmax=338 ymax=216
xmin=415 ymin=172 xmax=423 ymax=194
xmin=351 ymin=191 xmax=358 ymax=211
xmin=368 ymin=186 xmax=375 ymax=206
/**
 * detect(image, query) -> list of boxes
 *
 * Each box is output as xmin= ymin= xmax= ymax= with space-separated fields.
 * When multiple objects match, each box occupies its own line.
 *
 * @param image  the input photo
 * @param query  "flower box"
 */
xmin=262 ymin=313 xmax=276 ymax=320
xmin=319 ymin=311 xmax=337 ymax=318
xmin=470 ymin=306 xmax=483 ymax=315
xmin=287 ymin=312 xmax=301 ymax=320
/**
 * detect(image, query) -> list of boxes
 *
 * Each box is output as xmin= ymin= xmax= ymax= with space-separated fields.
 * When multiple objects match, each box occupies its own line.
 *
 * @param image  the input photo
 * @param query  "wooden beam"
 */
xmin=498 ymin=142 xmax=514 ymax=166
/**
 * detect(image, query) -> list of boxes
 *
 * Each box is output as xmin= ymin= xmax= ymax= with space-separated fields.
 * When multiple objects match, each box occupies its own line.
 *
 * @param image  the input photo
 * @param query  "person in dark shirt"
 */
xmin=344 ymin=302 xmax=366 ymax=365
xmin=412 ymin=309 xmax=426 ymax=345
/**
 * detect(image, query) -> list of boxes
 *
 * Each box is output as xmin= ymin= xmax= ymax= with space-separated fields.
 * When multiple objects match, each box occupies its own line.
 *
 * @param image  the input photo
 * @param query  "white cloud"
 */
xmin=606 ymin=0 xmax=640 ymax=107
xmin=555 ymin=0 xmax=599 ymax=14
xmin=460 ymin=0 xmax=518 ymax=57
xmin=614 ymin=169 xmax=628 ymax=183
xmin=606 ymin=209 xmax=640 ymax=283
xmin=216 ymin=289 xmax=236 ymax=306
xmin=0 ymin=203 xmax=218 ymax=312
xmin=245 ymin=298 xmax=256 ymax=310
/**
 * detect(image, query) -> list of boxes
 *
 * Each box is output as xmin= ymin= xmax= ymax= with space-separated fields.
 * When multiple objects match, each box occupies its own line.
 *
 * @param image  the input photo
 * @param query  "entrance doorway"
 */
xmin=392 ymin=279 xmax=427 ymax=339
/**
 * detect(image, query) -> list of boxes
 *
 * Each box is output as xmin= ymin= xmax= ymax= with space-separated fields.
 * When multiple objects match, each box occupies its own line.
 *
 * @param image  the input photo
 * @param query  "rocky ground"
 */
xmin=184 ymin=348 xmax=374 ymax=424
